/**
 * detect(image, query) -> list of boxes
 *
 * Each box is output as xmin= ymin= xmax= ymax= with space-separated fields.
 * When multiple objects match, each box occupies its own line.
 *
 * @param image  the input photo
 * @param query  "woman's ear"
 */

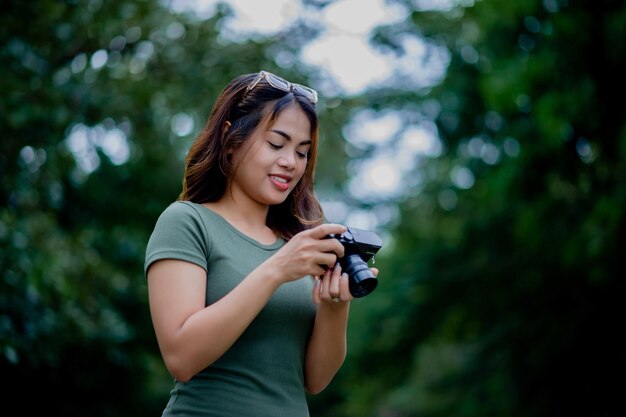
xmin=223 ymin=120 xmax=232 ymax=135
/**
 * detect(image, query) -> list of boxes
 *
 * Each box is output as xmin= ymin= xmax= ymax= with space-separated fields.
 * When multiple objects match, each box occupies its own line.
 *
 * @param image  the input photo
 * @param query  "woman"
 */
xmin=145 ymin=70 xmax=379 ymax=416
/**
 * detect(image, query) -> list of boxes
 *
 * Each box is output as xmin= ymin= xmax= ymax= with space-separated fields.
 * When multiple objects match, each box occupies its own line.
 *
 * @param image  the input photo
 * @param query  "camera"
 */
xmin=328 ymin=227 xmax=383 ymax=298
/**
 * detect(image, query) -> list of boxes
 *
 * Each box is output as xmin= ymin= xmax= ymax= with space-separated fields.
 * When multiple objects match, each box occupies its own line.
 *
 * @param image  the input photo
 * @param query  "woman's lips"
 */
xmin=269 ymin=174 xmax=291 ymax=191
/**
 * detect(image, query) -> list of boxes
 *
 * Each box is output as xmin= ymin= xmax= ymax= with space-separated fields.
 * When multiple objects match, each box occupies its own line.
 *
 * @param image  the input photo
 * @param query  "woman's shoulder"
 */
xmin=156 ymin=201 xmax=232 ymax=232
xmin=158 ymin=200 xmax=204 ymax=216
xmin=145 ymin=201 xmax=211 ymax=275
xmin=153 ymin=200 xmax=205 ymax=228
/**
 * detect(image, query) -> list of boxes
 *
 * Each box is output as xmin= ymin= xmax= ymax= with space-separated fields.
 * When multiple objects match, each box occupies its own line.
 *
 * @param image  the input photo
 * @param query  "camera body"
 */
xmin=328 ymin=227 xmax=383 ymax=298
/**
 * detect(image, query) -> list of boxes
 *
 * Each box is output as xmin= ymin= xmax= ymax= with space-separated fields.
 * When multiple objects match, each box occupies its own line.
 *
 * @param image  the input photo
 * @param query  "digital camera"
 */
xmin=328 ymin=227 xmax=383 ymax=298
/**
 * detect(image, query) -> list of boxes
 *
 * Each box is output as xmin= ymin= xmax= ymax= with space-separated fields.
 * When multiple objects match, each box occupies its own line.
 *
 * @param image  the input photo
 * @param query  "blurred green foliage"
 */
xmin=323 ymin=1 xmax=626 ymax=416
xmin=1 ymin=0 xmax=624 ymax=416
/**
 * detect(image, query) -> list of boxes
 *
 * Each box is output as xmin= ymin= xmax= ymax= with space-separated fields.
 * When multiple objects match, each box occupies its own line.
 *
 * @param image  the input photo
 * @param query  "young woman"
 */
xmin=145 ymin=70 xmax=379 ymax=417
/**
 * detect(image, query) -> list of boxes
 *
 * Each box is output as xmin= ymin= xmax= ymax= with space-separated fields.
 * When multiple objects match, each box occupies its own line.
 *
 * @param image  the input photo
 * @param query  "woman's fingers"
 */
xmin=316 ymin=253 xmax=340 ymax=271
xmin=308 ymin=223 xmax=347 ymax=239
xmin=328 ymin=264 xmax=341 ymax=298
xmin=319 ymin=267 xmax=332 ymax=300
xmin=317 ymin=264 xmax=353 ymax=304
xmin=339 ymin=273 xmax=353 ymax=302
xmin=277 ymin=224 xmax=352 ymax=281
xmin=316 ymin=238 xmax=345 ymax=258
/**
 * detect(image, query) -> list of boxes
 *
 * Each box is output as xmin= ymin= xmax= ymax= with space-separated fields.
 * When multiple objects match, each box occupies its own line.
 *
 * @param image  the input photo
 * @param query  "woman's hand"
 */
xmin=266 ymin=223 xmax=347 ymax=283
xmin=313 ymin=264 xmax=379 ymax=305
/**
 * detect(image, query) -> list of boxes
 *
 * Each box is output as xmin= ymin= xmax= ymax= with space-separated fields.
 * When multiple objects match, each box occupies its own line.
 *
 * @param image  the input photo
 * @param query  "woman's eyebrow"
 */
xmin=270 ymin=129 xmax=312 ymax=145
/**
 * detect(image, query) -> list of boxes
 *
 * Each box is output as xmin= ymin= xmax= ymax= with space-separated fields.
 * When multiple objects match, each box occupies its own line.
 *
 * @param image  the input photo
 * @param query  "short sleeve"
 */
xmin=144 ymin=201 xmax=210 ymax=277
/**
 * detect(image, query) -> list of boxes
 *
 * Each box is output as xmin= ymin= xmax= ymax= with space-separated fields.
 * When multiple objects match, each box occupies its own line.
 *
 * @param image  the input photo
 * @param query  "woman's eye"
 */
xmin=296 ymin=151 xmax=308 ymax=159
xmin=268 ymin=142 xmax=282 ymax=149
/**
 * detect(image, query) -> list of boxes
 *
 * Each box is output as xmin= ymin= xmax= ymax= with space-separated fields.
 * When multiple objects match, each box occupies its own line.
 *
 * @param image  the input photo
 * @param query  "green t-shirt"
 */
xmin=145 ymin=201 xmax=317 ymax=417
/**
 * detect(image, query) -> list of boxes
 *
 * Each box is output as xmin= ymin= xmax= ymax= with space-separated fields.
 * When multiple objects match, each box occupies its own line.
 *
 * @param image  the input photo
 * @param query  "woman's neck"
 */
xmin=203 ymin=195 xmax=276 ymax=244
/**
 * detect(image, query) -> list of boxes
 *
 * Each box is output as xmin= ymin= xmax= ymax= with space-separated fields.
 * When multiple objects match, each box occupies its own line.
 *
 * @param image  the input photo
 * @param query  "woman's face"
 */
xmin=228 ymin=104 xmax=312 ymax=208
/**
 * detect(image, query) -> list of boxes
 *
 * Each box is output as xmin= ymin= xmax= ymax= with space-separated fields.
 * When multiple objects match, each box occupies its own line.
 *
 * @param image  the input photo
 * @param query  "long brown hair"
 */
xmin=179 ymin=72 xmax=324 ymax=239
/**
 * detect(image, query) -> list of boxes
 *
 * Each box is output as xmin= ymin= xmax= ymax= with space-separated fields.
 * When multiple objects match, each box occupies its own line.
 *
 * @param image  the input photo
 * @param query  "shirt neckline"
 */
xmin=183 ymin=201 xmax=284 ymax=250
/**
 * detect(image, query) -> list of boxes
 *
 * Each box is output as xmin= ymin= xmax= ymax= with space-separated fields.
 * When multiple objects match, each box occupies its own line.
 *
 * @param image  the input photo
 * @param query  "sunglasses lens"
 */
xmin=265 ymin=73 xmax=291 ymax=92
xmin=294 ymin=85 xmax=318 ymax=103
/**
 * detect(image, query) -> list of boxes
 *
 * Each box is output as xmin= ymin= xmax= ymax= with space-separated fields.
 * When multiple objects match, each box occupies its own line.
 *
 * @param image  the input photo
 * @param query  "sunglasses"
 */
xmin=246 ymin=70 xmax=318 ymax=104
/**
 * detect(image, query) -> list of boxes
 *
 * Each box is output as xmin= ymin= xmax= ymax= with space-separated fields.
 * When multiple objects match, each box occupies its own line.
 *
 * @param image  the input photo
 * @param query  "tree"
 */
xmin=326 ymin=0 xmax=626 ymax=416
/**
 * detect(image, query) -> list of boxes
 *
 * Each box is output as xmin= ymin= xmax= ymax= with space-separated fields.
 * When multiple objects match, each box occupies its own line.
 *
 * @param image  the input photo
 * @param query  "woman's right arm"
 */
xmin=148 ymin=258 xmax=283 ymax=382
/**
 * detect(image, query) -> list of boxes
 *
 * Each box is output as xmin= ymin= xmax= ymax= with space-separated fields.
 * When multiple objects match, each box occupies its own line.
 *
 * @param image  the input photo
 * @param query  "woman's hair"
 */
xmin=179 ymin=72 xmax=324 ymax=239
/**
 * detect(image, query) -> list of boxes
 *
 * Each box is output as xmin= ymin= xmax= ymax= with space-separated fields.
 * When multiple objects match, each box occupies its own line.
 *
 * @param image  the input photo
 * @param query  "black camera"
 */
xmin=328 ymin=227 xmax=383 ymax=298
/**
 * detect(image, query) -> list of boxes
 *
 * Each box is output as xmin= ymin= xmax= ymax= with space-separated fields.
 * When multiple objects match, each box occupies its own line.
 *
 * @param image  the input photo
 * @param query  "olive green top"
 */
xmin=145 ymin=201 xmax=317 ymax=417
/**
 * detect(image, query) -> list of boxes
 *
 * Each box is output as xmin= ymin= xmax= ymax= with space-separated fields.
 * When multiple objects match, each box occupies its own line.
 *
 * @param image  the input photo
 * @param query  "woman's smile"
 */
xmin=269 ymin=174 xmax=292 ymax=191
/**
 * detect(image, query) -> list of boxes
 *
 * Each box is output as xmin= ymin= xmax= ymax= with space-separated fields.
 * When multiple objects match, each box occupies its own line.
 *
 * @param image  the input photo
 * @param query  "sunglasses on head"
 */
xmin=246 ymin=70 xmax=318 ymax=104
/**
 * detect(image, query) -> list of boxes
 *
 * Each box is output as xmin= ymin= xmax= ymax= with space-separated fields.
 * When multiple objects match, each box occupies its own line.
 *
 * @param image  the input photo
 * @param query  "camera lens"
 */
xmin=342 ymin=253 xmax=378 ymax=298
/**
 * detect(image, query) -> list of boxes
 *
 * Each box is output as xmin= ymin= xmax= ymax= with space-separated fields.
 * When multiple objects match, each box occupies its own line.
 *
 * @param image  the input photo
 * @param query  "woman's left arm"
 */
xmin=304 ymin=265 xmax=378 ymax=394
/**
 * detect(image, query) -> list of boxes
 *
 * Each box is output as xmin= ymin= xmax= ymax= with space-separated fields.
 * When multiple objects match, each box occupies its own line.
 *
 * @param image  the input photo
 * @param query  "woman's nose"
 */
xmin=278 ymin=153 xmax=296 ymax=169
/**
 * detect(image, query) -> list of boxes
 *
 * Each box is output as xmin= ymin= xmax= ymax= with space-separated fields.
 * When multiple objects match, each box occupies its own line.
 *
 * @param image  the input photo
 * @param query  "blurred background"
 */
xmin=1 ymin=0 xmax=624 ymax=416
